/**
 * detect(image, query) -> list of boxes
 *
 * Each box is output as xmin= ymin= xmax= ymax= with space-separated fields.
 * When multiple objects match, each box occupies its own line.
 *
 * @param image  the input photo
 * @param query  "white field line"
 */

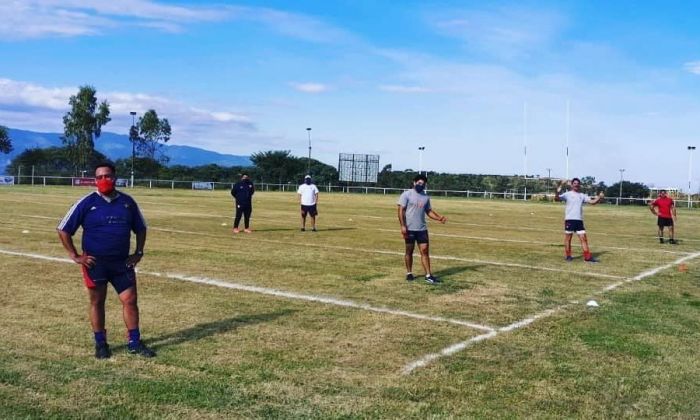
xmin=375 ymin=228 xmax=691 ymax=256
xmin=151 ymin=227 xmax=628 ymax=281
xmin=401 ymin=251 xmax=700 ymax=375
xmin=0 ymin=247 xmax=494 ymax=333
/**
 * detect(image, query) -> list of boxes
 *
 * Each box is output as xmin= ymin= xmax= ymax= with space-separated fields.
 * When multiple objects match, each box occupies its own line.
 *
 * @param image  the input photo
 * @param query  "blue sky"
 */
xmin=2 ymin=0 xmax=700 ymax=189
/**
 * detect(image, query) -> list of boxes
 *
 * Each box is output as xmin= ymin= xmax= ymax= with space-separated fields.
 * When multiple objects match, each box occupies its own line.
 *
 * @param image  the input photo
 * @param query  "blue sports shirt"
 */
xmin=57 ymin=191 xmax=147 ymax=258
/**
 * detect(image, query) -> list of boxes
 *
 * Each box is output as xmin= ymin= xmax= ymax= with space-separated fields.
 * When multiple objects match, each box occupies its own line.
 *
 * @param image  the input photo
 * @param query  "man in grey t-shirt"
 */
xmin=397 ymin=174 xmax=447 ymax=284
xmin=555 ymin=178 xmax=604 ymax=262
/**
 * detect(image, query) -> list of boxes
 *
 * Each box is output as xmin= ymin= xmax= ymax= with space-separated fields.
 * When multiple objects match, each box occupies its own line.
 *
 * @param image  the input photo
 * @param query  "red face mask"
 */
xmin=96 ymin=177 xmax=115 ymax=194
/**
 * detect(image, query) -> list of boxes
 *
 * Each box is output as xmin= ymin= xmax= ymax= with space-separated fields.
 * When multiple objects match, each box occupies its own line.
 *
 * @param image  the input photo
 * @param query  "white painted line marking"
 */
xmin=401 ymin=251 xmax=700 ymax=374
xmin=0 ymin=248 xmax=494 ymax=332
xmin=150 ymin=227 xmax=628 ymax=281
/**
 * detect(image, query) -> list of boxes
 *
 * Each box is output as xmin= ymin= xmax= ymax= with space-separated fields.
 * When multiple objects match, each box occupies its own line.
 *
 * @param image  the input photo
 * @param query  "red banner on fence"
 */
xmin=73 ymin=177 xmax=96 ymax=186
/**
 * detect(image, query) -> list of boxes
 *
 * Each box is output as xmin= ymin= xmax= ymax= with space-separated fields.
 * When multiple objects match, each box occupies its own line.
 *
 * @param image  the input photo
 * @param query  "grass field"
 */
xmin=1 ymin=185 xmax=700 ymax=418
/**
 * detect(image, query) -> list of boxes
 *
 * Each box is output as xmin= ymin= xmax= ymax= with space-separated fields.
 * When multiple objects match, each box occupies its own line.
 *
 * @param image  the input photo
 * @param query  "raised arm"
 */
xmin=589 ymin=191 xmax=605 ymax=205
xmin=554 ymin=179 xmax=567 ymax=202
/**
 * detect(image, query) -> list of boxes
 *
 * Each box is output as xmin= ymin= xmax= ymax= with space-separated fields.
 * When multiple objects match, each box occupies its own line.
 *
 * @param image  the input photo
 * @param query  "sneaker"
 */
xmin=669 ymin=239 xmax=677 ymax=245
xmin=584 ymin=257 xmax=599 ymax=263
xmin=425 ymin=275 xmax=441 ymax=284
xmin=95 ymin=342 xmax=111 ymax=359
xmin=565 ymin=256 xmax=573 ymax=262
xmin=312 ymin=227 xmax=317 ymax=232
xmin=406 ymin=273 xmax=415 ymax=281
xmin=244 ymin=228 xmax=252 ymax=233
xmin=659 ymin=238 xmax=664 ymax=244
xmin=128 ymin=341 xmax=156 ymax=358
xmin=233 ymin=228 xmax=240 ymax=234
xmin=300 ymin=228 xmax=306 ymax=232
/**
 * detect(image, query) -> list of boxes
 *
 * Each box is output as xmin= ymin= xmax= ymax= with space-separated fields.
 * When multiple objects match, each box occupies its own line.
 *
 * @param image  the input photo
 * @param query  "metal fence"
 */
xmin=4 ymin=174 xmax=699 ymax=208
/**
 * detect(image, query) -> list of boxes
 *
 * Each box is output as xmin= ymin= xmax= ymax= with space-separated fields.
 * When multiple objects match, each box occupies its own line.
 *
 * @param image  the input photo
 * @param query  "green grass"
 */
xmin=1 ymin=186 xmax=700 ymax=418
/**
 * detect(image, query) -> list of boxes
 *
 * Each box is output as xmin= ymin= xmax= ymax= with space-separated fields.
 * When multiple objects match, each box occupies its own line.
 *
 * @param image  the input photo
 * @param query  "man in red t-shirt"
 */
xmin=649 ymin=190 xmax=677 ymax=244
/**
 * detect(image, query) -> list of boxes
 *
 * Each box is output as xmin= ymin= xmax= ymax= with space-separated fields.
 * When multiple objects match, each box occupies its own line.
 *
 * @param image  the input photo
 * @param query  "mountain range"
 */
xmin=1 ymin=128 xmax=252 ymax=172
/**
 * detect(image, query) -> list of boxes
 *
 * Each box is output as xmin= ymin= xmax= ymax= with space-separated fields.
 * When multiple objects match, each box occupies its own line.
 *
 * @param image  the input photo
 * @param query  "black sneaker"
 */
xmin=128 ymin=341 xmax=156 ymax=358
xmin=300 ymin=228 xmax=305 ymax=232
xmin=312 ymin=227 xmax=317 ymax=232
xmin=406 ymin=273 xmax=415 ymax=281
xmin=584 ymin=257 xmax=599 ymax=263
xmin=425 ymin=275 xmax=441 ymax=284
xmin=660 ymin=238 xmax=664 ymax=244
xmin=669 ymin=239 xmax=677 ymax=244
xmin=95 ymin=342 xmax=111 ymax=359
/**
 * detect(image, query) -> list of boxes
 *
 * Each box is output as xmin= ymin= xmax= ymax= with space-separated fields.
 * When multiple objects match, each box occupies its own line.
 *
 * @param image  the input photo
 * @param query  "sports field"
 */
xmin=1 ymin=186 xmax=700 ymax=418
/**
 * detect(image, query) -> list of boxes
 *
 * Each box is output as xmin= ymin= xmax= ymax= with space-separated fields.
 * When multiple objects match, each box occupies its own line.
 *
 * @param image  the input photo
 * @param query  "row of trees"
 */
xmin=8 ymin=144 xmax=651 ymax=197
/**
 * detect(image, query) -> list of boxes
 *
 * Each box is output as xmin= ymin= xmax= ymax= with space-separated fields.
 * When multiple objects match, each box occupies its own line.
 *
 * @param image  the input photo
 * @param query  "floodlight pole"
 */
xmin=130 ymin=111 xmax=137 ymax=188
xmin=618 ymin=168 xmax=625 ymax=205
xmin=688 ymin=146 xmax=696 ymax=208
xmin=306 ymin=127 xmax=312 ymax=175
xmin=418 ymin=146 xmax=425 ymax=174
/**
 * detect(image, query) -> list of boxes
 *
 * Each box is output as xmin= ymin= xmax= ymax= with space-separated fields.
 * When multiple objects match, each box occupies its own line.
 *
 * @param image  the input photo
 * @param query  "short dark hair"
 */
xmin=94 ymin=161 xmax=116 ymax=174
xmin=413 ymin=174 xmax=427 ymax=183
xmin=660 ymin=189 xmax=667 ymax=193
xmin=571 ymin=177 xmax=581 ymax=184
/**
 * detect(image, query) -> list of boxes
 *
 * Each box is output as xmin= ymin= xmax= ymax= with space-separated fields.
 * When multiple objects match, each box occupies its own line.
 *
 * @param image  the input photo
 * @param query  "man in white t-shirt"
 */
xmin=297 ymin=175 xmax=320 ymax=232
xmin=555 ymin=178 xmax=604 ymax=262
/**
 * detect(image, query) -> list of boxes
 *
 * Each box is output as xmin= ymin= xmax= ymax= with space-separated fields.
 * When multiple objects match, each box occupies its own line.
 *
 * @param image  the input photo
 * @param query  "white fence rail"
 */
xmin=3 ymin=174 xmax=698 ymax=207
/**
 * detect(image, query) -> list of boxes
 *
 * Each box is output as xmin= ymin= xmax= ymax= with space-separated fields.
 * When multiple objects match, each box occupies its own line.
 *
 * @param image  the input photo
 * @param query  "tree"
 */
xmin=250 ymin=150 xmax=303 ymax=184
xmin=0 ymin=126 xmax=13 ymax=154
xmin=62 ymin=86 xmax=111 ymax=173
xmin=136 ymin=109 xmax=171 ymax=163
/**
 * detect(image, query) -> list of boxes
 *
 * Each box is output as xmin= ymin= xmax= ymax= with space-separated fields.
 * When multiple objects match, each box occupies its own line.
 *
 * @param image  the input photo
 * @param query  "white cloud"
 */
xmin=290 ymin=82 xmax=330 ymax=93
xmin=0 ymin=78 xmax=255 ymax=137
xmin=0 ymin=1 xmax=355 ymax=43
xmin=684 ymin=61 xmax=700 ymax=75
xmin=379 ymin=85 xmax=433 ymax=93
xmin=428 ymin=6 xmax=567 ymax=60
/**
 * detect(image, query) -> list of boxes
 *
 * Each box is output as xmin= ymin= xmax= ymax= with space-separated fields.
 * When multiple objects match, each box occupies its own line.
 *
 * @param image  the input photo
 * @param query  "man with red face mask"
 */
xmin=57 ymin=162 xmax=155 ymax=359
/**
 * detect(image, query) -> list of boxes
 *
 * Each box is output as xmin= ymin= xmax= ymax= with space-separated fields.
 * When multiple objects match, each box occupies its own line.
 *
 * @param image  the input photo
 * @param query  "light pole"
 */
xmin=130 ymin=111 xmax=137 ymax=188
xmin=418 ymin=146 xmax=425 ymax=174
xmin=618 ymin=168 xmax=625 ymax=205
xmin=688 ymin=146 xmax=696 ymax=208
xmin=306 ymin=127 xmax=312 ymax=175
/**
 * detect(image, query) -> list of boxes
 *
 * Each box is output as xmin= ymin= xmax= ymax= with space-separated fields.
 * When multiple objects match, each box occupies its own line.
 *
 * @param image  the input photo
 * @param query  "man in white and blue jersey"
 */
xmin=555 ymin=178 xmax=604 ymax=262
xmin=397 ymin=174 xmax=448 ymax=284
xmin=57 ymin=162 xmax=155 ymax=359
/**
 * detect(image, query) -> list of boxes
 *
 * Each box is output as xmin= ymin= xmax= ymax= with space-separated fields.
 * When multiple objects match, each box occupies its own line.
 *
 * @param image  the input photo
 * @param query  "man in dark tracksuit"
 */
xmin=230 ymin=174 xmax=255 ymax=233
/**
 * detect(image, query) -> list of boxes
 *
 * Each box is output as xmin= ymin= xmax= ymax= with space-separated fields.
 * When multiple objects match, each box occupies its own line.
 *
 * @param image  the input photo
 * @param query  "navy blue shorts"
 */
xmin=301 ymin=204 xmax=318 ymax=217
xmin=564 ymin=220 xmax=586 ymax=234
xmin=657 ymin=217 xmax=674 ymax=227
xmin=405 ymin=230 xmax=429 ymax=245
xmin=81 ymin=256 xmax=136 ymax=294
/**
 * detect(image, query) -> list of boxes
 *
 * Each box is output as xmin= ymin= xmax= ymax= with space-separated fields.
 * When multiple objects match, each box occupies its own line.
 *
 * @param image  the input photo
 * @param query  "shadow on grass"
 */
xmin=136 ymin=310 xmax=297 ymax=351
xmin=425 ymin=264 xmax=485 ymax=294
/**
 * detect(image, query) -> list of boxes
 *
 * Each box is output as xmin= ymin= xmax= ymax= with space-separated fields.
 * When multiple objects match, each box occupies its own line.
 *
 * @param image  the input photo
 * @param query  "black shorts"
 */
xmin=81 ymin=256 xmax=136 ymax=294
xmin=658 ymin=217 xmax=674 ymax=227
xmin=301 ymin=204 xmax=318 ymax=217
xmin=564 ymin=220 xmax=586 ymax=234
xmin=405 ymin=230 xmax=429 ymax=245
